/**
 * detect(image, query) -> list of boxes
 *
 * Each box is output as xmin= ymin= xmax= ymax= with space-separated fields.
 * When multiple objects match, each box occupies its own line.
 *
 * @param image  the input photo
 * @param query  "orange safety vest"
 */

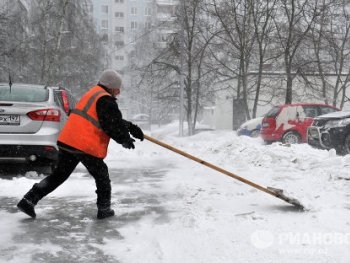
xmin=58 ymin=86 xmax=111 ymax=158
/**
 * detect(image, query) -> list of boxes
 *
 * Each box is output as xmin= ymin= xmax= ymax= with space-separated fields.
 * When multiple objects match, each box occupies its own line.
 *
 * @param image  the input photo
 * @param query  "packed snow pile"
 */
xmin=1 ymin=122 xmax=349 ymax=263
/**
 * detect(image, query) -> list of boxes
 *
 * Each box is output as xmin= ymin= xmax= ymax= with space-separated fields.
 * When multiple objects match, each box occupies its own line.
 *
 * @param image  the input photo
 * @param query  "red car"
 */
xmin=260 ymin=103 xmax=340 ymax=144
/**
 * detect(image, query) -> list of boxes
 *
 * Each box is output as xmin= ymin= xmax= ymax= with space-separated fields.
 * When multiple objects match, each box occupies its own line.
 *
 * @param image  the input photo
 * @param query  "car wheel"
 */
xmin=282 ymin=131 xmax=301 ymax=144
xmin=250 ymin=129 xmax=260 ymax=138
xmin=343 ymin=134 xmax=350 ymax=155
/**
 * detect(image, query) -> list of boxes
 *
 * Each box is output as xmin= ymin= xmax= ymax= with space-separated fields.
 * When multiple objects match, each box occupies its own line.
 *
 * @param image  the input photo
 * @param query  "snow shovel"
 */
xmin=144 ymin=134 xmax=305 ymax=210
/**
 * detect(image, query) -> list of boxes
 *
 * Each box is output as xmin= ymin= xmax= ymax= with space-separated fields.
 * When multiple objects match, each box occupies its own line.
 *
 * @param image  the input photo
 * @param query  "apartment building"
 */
xmin=88 ymin=0 xmax=178 ymax=73
xmin=154 ymin=0 xmax=178 ymax=48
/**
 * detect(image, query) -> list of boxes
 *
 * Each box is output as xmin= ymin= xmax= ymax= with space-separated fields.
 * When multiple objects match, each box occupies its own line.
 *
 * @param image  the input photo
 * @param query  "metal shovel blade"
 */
xmin=267 ymin=187 xmax=305 ymax=210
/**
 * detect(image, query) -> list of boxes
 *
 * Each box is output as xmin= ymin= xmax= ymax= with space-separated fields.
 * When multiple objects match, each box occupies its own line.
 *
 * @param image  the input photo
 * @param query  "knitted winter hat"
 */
xmin=98 ymin=69 xmax=122 ymax=89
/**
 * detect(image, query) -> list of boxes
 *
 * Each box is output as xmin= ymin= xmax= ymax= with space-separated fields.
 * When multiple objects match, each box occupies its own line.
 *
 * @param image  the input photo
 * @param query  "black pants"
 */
xmin=33 ymin=148 xmax=111 ymax=208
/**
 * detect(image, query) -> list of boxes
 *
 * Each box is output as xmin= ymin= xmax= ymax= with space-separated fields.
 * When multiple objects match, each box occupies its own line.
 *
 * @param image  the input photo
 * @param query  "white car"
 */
xmin=0 ymin=83 xmax=76 ymax=174
xmin=130 ymin=113 xmax=150 ymax=130
xmin=237 ymin=117 xmax=264 ymax=137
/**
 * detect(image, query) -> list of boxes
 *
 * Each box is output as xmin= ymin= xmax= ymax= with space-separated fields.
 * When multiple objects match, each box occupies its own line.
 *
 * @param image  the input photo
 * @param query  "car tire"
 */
xmin=343 ymin=134 xmax=350 ymax=155
xmin=282 ymin=131 xmax=301 ymax=144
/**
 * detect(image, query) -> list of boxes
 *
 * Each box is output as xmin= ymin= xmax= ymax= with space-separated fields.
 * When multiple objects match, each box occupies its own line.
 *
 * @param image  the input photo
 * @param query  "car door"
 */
xmin=298 ymin=106 xmax=318 ymax=141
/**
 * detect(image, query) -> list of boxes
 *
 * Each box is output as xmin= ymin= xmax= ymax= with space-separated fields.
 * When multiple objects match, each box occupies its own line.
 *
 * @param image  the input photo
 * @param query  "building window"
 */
xmin=158 ymin=33 xmax=169 ymax=42
xmin=101 ymin=32 xmax=108 ymax=42
xmin=101 ymin=20 xmax=108 ymax=29
xmin=115 ymin=41 xmax=124 ymax=47
xmin=132 ymin=33 xmax=137 ymax=43
xmin=115 ymin=55 xmax=124 ymax=61
xmin=114 ymin=12 xmax=124 ymax=18
xmin=145 ymin=7 xmax=152 ymax=16
xmin=157 ymin=5 xmax=176 ymax=16
xmin=101 ymin=5 xmax=108 ymax=13
xmin=115 ymin=26 xmax=124 ymax=33
xmin=131 ymin=7 xmax=137 ymax=15
xmin=131 ymin=21 xmax=138 ymax=30
xmin=115 ymin=0 xmax=124 ymax=3
xmin=145 ymin=21 xmax=152 ymax=29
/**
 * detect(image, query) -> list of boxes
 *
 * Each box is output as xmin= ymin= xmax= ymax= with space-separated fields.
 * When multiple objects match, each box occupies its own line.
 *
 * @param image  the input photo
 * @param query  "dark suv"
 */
xmin=307 ymin=111 xmax=350 ymax=155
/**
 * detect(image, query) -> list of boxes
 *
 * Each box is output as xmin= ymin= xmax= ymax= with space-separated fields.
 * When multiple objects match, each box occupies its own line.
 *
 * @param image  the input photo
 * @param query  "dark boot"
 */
xmin=97 ymin=207 xmax=115 ymax=219
xmin=17 ymin=186 xmax=42 ymax=219
xmin=96 ymin=189 xmax=114 ymax=219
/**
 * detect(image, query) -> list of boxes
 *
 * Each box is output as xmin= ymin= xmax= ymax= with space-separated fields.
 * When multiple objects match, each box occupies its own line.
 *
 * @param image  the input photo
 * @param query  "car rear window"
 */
xmin=265 ymin=106 xmax=280 ymax=117
xmin=0 ymin=85 xmax=48 ymax=102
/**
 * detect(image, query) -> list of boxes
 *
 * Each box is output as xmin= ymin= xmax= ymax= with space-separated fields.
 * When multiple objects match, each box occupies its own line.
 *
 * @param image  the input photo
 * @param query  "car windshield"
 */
xmin=265 ymin=106 xmax=280 ymax=117
xmin=0 ymin=85 xmax=48 ymax=102
xmin=320 ymin=106 xmax=338 ymax=115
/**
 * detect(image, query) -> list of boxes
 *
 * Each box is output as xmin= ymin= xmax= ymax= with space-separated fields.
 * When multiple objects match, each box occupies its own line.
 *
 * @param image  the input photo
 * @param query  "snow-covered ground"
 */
xmin=1 ymin=122 xmax=350 ymax=262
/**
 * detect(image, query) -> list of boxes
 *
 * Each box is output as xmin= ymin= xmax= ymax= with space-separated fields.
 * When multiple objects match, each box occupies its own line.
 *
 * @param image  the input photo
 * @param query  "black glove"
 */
xmin=129 ymin=123 xmax=144 ymax=141
xmin=122 ymin=138 xmax=135 ymax=149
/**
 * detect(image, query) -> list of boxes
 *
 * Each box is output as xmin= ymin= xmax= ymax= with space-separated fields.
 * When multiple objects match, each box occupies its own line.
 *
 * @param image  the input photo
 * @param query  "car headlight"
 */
xmin=325 ymin=118 xmax=350 ymax=128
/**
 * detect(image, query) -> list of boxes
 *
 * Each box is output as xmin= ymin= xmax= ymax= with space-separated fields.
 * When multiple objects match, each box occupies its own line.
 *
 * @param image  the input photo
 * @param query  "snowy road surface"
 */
xmin=1 ymin=164 xmax=174 ymax=263
xmin=1 ymin=126 xmax=350 ymax=262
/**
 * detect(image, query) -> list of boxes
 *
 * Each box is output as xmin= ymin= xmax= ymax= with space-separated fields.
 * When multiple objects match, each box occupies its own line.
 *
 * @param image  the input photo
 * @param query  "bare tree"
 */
xmin=302 ymin=0 xmax=350 ymax=109
xmin=45 ymin=0 xmax=70 ymax=84
xmin=29 ymin=0 xmax=105 ymax=92
xmin=0 ymin=0 xmax=104 ymax=95
xmin=125 ymin=8 xmax=182 ymax=125
xmin=273 ymin=0 xmax=321 ymax=104
xmin=322 ymin=0 xmax=350 ymax=108
xmin=251 ymin=0 xmax=278 ymax=117
xmin=131 ymin=0 xmax=217 ymax=135
xmin=210 ymin=0 xmax=256 ymax=120
xmin=0 ymin=1 xmax=30 ymax=82
xmin=309 ymin=0 xmax=333 ymax=104
xmin=127 ymin=0 xmax=350 ymax=130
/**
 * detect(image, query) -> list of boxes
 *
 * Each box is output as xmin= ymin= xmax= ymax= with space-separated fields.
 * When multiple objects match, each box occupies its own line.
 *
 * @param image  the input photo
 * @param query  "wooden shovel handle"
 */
xmin=144 ymin=134 xmax=278 ymax=198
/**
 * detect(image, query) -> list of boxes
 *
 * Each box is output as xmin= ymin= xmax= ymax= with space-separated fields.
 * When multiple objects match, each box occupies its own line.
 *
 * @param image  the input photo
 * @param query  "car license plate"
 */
xmin=0 ymin=115 xmax=20 ymax=125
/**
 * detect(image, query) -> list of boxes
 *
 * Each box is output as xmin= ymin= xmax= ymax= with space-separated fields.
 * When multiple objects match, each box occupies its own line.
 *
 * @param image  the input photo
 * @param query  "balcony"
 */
xmin=156 ymin=0 xmax=179 ymax=6
xmin=156 ymin=13 xmax=177 ymax=22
